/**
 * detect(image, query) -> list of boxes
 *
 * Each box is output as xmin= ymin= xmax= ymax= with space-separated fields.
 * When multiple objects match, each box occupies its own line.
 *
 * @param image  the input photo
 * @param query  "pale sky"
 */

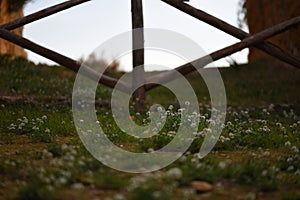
xmin=24 ymin=0 xmax=249 ymax=71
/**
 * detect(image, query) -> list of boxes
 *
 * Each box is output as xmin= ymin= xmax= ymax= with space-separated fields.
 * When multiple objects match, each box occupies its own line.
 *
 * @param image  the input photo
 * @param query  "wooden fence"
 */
xmin=0 ymin=0 xmax=299 ymax=111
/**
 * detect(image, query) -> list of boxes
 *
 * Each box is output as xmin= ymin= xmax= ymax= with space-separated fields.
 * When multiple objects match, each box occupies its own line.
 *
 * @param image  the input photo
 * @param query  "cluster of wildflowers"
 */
xmin=127 ymin=167 xmax=193 ymax=199
xmin=7 ymin=116 xmax=49 ymax=133
xmin=6 ymin=115 xmax=53 ymax=142
xmin=207 ymin=107 xmax=300 ymax=150
xmin=279 ymin=141 xmax=300 ymax=175
xmin=36 ymin=143 xmax=93 ymax=191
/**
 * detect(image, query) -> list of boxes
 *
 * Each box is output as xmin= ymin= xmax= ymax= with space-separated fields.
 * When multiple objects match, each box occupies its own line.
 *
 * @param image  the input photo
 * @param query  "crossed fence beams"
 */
xmin=0 ymin=0 xmax=299 ymax=109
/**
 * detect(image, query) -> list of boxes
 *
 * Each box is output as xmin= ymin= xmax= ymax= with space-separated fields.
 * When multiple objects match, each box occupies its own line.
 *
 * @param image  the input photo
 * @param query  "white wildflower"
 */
xmin=261 ymin=170 xmax=268 ymax=176
xmin=57 ymin=177 xmax=67 ymax=185
xmin=71 ymin=183 xmax=84 ymax=190
xmin=287 ymin=166 xmax=294 ymax=171
xmin=228 ymin=132 xmax=235 ymax=138
xmin=166 ymin=168 xmax=182 ymax=179
xmin=45 ymin=128 xmax=50 ymax=133
xmin=284 ymin=141 xmax=291 ymax=146
xmin=263 ymin=151 xmax=270 ymax=156
xmin=114 ymin=194 xmax=125 ymax=200
xmin=291 ymin=146 xmax=299 ymax=153
xmin=218 ymin=161 xmax=227 ymax=169
xmin=61 ymin=144 xmax=68 ymax=151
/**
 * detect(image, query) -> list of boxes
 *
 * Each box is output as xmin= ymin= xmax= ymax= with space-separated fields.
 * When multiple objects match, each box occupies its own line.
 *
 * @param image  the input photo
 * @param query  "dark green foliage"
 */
xmin=282 ymin=193 xmax=300 ymax=200
xmin=0 ymin=53 xmax=299 ymax=199
xmin=16 ymin=180 xmax=53 ymax=200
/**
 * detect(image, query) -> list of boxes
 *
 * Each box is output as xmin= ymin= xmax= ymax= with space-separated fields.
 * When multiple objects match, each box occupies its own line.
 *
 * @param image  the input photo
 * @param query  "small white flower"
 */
xmin=179 ymin=155 xmax=187 ymax=162
xmin=157 ymin=106 xmax=163 ymax=112
xmin=226 ymin=121 xmax=233 ymax=126
xmin=71 ymin=183 xmax=84 ymax=190
xmin=22 ymin=117 xmax=28 ymax=123
xmin=263 ymin=151 xmax=270 ymax=156
xmin=262 ymin=108 xmax=267 ymax=113
xmin=61 ymin=144 xmax=68 ymax=151
xmin=42 ymin=115 xmax=47 ymax=120
xmin=262 ymin=126 xmax=270 ymax=132
xmin=219 ymin=136 xmax=225 ymax=143
xmin=114 ymin=194 xmax=125 ymax=200
xmin=78 ymin=160 xmax=85 ymax=166
xmin=62 ymin=170 xmax=72 ymax=178
xmin=153 ymin=191 xmax=161 ymax=198
xmin=46 ymin=185 xmax=54 ymax=191
xmin=190 ymin=122 xmax=197 ymax=128
xmin=43 ymin=177 xmax=51 ymax=184
xmin=10 ymin=161 xmax=16 ymax=166
xmin=218 ymin=161 xmax=227 ymax=169
xmin=228 ymin=133 xmax=235 ymax=138
xmin=185 ymin=101 xmax=190 ymax=106
xmin=261 ymin=170 xmax=268 ymax=176
xmin=291 ymin=146 xmax=299 ymax=153
xmin=284 ymin=141 xmax=291 ymax=146
xmin=287 ymin=166 xmax=294 ymax=171
xmin=57 ymin=177 xmax=67 ymax=185
xmin=45 ymin=128 xmax=51 ymax=133
xmin=68 ymin=155 xmax=75 ymax=161
xmin=166 ymin=168 xmax=182 ymax=179
xmin=147 ymin=148 xmax=154 ymax=153
xmin=245 ymin=129 xmax=252 ymax=134
xmin=156 ymin=122 xmax=162 ymax=128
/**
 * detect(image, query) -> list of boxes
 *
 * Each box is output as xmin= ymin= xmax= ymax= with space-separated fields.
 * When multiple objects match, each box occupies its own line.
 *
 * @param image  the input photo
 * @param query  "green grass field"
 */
xmin=0 ymin=55 xmax=299 ymax=200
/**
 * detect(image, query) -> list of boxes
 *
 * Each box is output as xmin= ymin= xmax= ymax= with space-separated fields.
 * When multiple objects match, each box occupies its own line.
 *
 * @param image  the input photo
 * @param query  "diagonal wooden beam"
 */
xmin=145 ymin=16 xmax=300 ymax=91
xmin=0 ymin=0 xmax=91 ymax=30
xmin=0 ymin=28 xmax=131 ymax=93
xmin=161 ymin=0 xmax=300 ymax=69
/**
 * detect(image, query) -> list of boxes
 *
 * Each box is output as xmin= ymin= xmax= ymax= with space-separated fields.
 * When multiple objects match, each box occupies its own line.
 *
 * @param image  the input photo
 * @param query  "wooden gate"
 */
xmin=0 ymin=0 xmax=299 ymax=111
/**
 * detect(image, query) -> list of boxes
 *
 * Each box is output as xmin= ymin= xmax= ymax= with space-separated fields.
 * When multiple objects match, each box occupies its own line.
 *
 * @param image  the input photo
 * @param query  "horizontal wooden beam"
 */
xmin=145 ymin=16 xmax=300 ymax=90
xmin=161 ymin=0 xmax=300 ymax=69
xmin=0 ymin=28 xmax=131 ymax=93
xmin=0 ymin=0 xmax=91 ymax=30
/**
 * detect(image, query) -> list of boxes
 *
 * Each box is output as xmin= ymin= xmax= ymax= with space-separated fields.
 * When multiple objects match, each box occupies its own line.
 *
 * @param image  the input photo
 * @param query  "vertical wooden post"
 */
xmin=131 ymin=0 xmax=146 ymax=112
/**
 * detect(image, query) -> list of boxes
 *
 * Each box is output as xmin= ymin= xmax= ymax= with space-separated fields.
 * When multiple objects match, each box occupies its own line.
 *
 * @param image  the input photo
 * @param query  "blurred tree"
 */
xmin=79 ymin=53 xmax=122 ymax=78
xmin=238 ymin=0 xmax=300 ymax=67
xmin=0 ymin=0 xmax=29 ymax=58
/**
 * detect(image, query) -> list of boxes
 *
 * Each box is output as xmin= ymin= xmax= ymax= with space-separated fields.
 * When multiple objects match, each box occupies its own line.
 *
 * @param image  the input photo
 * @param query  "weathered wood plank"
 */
xmin=0 ymin=28 xmax=131 ymax=93
xmin=145 ymin=16 xmax=300 ymax=90
xmin=161 ymin=0 xmax=300 ymax=69
xmin=0 ymin=0 xmax=91 ymax=30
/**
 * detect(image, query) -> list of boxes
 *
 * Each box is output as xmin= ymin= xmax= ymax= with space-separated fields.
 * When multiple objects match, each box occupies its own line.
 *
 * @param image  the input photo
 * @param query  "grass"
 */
xmin=0 ymin=55 xmax=299 ymax=199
